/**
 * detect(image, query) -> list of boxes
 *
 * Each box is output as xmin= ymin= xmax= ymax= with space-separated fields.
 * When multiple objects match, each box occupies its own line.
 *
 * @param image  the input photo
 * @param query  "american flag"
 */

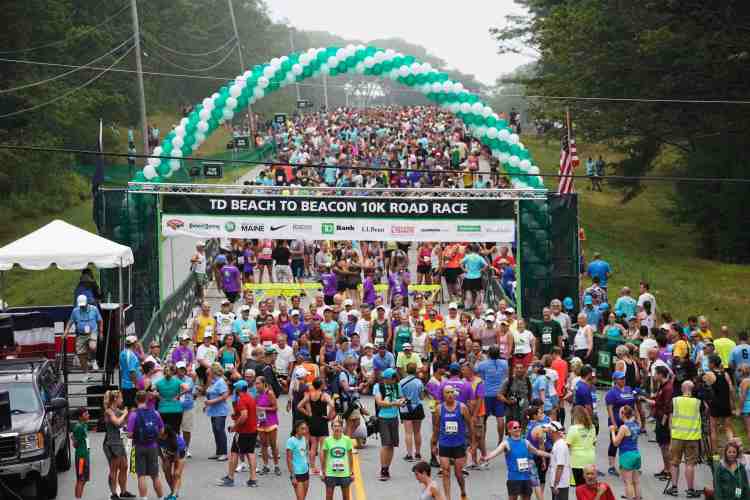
xmin=557 ymin=131 xmax=579 ymax=194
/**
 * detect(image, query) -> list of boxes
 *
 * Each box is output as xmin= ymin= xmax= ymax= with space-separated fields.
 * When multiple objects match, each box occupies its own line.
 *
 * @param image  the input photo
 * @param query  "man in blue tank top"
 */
xmin=484 ymin=420 xmax=550 ymax=500
xmin=436 ymin=386 xmax=473 ymax=500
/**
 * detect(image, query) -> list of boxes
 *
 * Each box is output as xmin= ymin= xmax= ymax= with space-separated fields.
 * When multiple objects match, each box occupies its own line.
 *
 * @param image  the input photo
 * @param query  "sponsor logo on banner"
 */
xmin=321 ymin=223 xmax=335 ymax=235
xmin=391 ymin=225 xmax=416 ymax=236
xmin=484 ymin=224 xmax=513 ymax=234
xmin=293 ymin=224 xmax=313 ymax=232
xmin=336 ymin=224 xmax=355 ymax=231
xmin=165 ymin=219 xmax=184 ymax=230
xmin=240 ymin=223 xmax=266 ymax=232
xmin=360 ymin=224 xmax=386 ymax=234
xmin=457 ymin=224 xmax=482 ymax=233
xmin=189 ymin=222 xmax=221 ymax=231
xmin=224 ymin=221 xmax=236 ymax=232
xmin=270 ymin=224 xmax=287 ymax=231
xmin=419 ymin=227 xmax=443 ymax=234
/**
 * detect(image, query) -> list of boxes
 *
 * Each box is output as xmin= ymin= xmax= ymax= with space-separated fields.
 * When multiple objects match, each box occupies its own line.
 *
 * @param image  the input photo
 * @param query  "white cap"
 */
xmin=125 ymin=335 xmax=138 ymax=344
xmin=485 ymin=315 xmax=496 ymax=322
xmin=77 ymin=294 xmax=88 ymax=306
xmin=505 ymin=307 xmax=515 ymax=314
xmin=240 ymin=305 xmax=250 ymax=312
xmin=290 ymin=309 xmax=301 ymax=316
xmin=293 ymin=366 xmax=308 ymax=379
xmin=449 ymin=302 xmax=458 ymax=309
xmin=344 ymin=299 xmax=354 ymax=306
xmin=179 ymin=333 xmax=190 ymax=341
xmin=175 ymin=361 xmax=187 ymax=369
xmin=484 ymin=308 xmax=495 ymax=316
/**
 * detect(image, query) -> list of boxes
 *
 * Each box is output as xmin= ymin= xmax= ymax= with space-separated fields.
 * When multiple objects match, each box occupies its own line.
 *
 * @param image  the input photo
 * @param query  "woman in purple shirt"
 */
xmin=220 ymin=255 xmax=242 ymax=303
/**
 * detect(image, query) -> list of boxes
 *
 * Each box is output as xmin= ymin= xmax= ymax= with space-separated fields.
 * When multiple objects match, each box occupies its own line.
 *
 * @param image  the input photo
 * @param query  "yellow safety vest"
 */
xmin=671 ymin=396 xmax=701 ymax=441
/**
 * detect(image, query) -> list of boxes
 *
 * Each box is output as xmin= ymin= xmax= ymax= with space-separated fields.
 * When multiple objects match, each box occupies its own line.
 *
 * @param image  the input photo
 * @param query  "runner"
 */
xmin=436 ymin=385 xmax=474 ymax=500
xmin=609 ymin=406 xmax=642 ymax=500
xmin=399 ymin=362 xmax=426 ymax=461
xmin=157 ymin=425 xmax=186 ymax=500
xmin=374 ymin=367 xmax=405 ymax=481
xmin=297 ymin=378 xmax=335 ymax=475
xmin=255 ymin=375 xmax=282 ymax=476
xmin=102 ymin=390 xmax=132 ymax=500
xmin=286 ymin=420 xmax=311 ymax=500
xmin=412 ymin=460 xmax=446 ymax=500
xmin=321 ymin=418 xmax=355 ymax=500
xmin=217 ymin=379 xmax=258 ymax=487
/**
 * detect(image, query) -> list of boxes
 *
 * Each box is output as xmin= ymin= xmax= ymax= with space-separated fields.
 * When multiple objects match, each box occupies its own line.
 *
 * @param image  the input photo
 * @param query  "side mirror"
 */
xmin=49 ymin=398 xmax=67 ymax=410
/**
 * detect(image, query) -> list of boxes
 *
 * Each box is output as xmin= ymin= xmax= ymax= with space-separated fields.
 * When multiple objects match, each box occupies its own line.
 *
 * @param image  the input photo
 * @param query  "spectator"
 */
xmin=667 ymin=380 xmax=702 ymax=498
xmin=575 ymin=465 xmax=615 ymax=500
xmin=711 ymin=441 xmax=749 ymax=500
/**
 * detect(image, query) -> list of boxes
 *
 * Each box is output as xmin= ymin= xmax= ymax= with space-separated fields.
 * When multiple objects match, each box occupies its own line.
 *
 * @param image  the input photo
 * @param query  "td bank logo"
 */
xmin=457 ymin=224 xmax=482 ymax=232
xmin=321 ymin=223 xmax=335 ymax=235
xmin=224 ymin=221 xmax=236 ymax=232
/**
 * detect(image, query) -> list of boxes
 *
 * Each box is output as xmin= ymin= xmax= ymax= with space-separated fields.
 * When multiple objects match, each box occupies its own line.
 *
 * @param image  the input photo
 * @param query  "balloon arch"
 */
xmin=134 ymin=45 xmax=543 ymax=190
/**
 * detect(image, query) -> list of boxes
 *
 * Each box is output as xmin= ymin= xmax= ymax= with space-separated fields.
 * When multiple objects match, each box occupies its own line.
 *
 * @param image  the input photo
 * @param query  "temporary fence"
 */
xmin=141 ymin=271 xmax=199 ymax=353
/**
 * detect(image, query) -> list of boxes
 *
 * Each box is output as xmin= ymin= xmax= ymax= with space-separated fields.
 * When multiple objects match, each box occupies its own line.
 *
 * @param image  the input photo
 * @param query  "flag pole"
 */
xmin=566 ymin=106 xmax=572 ymax=145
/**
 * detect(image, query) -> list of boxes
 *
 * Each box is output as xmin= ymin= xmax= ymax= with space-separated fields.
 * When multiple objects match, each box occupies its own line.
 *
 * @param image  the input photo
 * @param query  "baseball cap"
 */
xmin=612 ymin=371 xmax=626 ymax=380
xmin=485 ymin=308 xmax=495 ymax=316
xmin=583 ymin=295 xmax=593 ymax=305
xmin=383 ymin=368 xmax=397 ymax=379
xmin=150 ymin=341 xmax=160 ymax=348
xmin=485 ymin=315 xmax=496 ymax=322
xmin=175 ymin=361 xmax=187 ymax=370
xmin=449 ymin=302 xmax=458 ymax=309
xmin=125 ymin=335 xmax=138 ymax=344
xmin=204 ymin=331 xmax=213 ymax=338
xmin=505 ymin=307 xmax=515 ymax=314
xmin=77 ymin=294 xmax=88 ymax=306
xmin=290 ymin=309 xmax=301 ymax=316
xmin=293 ymin=367 xmax=308 ymax=379
xmin=507 ymin=420 xmax=521 ymax=431
xmin=403 ymin=343 xmax=413 ymax=350
xmin=240 ymin=305 xmax=250 ymax=312
xmin=376 ymin=305 xmax=386 ymax=310
xmin=545 ymin=421 xmax=564 ymax=432
xmin=298 ymin=348 xmax=311 ymax=360
xmin=233 ymin=380 xmax=248 ymax=392
xmin=364 ymin=342 xmax=374 ymax=349
xmin=344 ymin=299 xmax=354 ymax=306
xmin=221 ymin=298 xmax=231 ymax=305
xmin=562 ymin=297 xmax=574 ymax=310
xmin=448 ymin=362 xmax=461 ymax=373
xmin=376 ymin=342 xmax=386 ymax=348
xmin=264 ymin=346 xmax=277 ymax=355
xmin=179 ymin=333 xmax=190 ymax=341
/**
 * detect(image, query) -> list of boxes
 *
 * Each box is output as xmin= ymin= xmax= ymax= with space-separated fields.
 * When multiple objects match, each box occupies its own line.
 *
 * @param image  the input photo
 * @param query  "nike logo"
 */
xmin=270 ymin=225 xmax=287 ymax=231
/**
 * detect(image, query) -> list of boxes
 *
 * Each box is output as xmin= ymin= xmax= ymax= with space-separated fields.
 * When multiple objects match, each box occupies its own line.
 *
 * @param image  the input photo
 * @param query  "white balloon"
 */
xmin=482 ymin=106 xmax=492 ymax=118
xmin=197 ymin=121 xmax=208 ymax=133
xmin=454 ymin=82 xmax=465 ymax=92
xmin=299 ymin=53 xmax=310 ymax=65
xmin=284 ymin=72 xmax=295 ymax=85
xmin=346 ymin=44 xmax=356 ymax=54
xmin=487 ymin=127 xmax=499 ymax=139
xmin=460 ymin=102 xmax=471 ymax=114
xmin=476 ymin=125 xmax=487 ymax=137
xmin=441 ymin=81 xmax=452 ymax=92
xmin=211 ymin=92 xmax=220 ymax=100
xmin=179 ymin=118 xmax=188 ymax=127
xmin=152 ymin=147 xmax=163 ymax=157
xmin=509 ymin=155 xmax=521 ymax=167
xmin=258 ymin=76 xmax=269 ymax=88
xmin=529 ymin=166 xmax=540 ymax=175
xmin=449 ymin=102 xmax=460 ymax=113
xmin=226 ymin=96 xmax=238 ymax=109
xmin=423 ymin=63 xmax=434 ymax=73
xmin=263 ymin=66 xmax=275 ymax=78
xmin=280 ymin=55 xmax=289 ymax=63
xmin=363 ymin=56 xmax=375 ymax=68
xmin=229 ymin=85 xmax=242 ymax=98
xmin=147 ymin=157 xmax=159 ymax=167
xmin=202 ymin=98 xmax=212 ymax=108
xmin=292 ymin=63 xmax=303 ymax=75
xmin=254 ymin=87 xmax=265 ymax=99
xmin=143 ymin=165 xmax=157 ymax=179
xmin=171 ymin=149 xmax=182 ymax=158
xmin=499 ymin=152 xmax=510 ymax=163
xmin=243 ymin=70 xmax=252 ymax=79
xmin=223 ymin=109 xmax=234 ymax=120
xmin=520 ymin=159 xmax=532 ymax=170
xmin=385 ymin=48 xmax=396 ymax=58
xmin=174 ymin=125 xmax=185 ymax=137
xmin=388 ymin=69 xmax=398 ymax=80
xmin=373 ymin=51 xmax=385 ymax=63
xmin=270 ymin=57 xmax=281 ymax=68
xmin=169 ymin=159 xmax=181 ymax=170
xmin=172 ymin=136 xmax=184 ymax=149
xmin=510 ymin=133 xmax=520 ymax=144
xmin=199 ymin=108 xmax=211 ymax=121
xmin=327 ymin=55 xmax=340 ymax=67
xmin=498 ymin=129 xmax=511 ymax=140
xmin=195 ymin=132 xmax=206 ymax=144
xmin=410 ymin=62 xmax=420 ymax=73
xmin=431 ymin=82 xmax=442 ymax=93
xmin=471 ymin=102 xmax=483 ymax=114
xmin=355 ymin=62 xmax=365 ymax=74
xmin=399 ymin=66 xmax=410 ymax=77
xmin=320 ymin=63 xmax=330 ymax=75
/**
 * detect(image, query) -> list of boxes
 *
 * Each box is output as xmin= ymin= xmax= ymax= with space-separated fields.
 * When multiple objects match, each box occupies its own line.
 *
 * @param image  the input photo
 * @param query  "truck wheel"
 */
xmin=39 ymin=457 xmax=57 ymax=499
xmin=55 ymin=434 xmax=71 ymax=472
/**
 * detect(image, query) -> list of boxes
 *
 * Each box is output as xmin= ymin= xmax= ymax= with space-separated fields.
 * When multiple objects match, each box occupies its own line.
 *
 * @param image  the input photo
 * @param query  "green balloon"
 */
xmin=303 ymin=68 xmax=313 ymax=78
xmin=405 ymin=75 xmax=416 ymax=86
xmin=392 ymin=56 xmax=403 ymax=68
xmin=281 ymin=60 xmax=291 ymax=71
xmin=382 ymin=61 xmax=392 ymax=72
xmin=151 ymin=175 xmax=163 ymax=183
xmin=269 ymin=82 xmax=279 ymax=91
xmin=134 ymin=171 xmax=146 ymax=182
xmin=237 ymin=95 xmax=248 ymax=107
xmin=355 ymin=49 xmax=366 ymax=60
xmin=403 ymin=56 xmax=415 ymax=65
xmin=337 ymin=62 xmax=347 ymax=73
xmin=330 ymin=68 xmax=338 ymax=77
xmin=211 ymin=108 xmax=223 ymax=120
xmin=372 ymin=63 xmax=382 ymax=74
xmin=365 ymin=46 xmax=376 ymax=56
xmin=316 ymin=51 xmax=327 ymax=63
xmin=158 ymin=163 xmax=171 ymax=176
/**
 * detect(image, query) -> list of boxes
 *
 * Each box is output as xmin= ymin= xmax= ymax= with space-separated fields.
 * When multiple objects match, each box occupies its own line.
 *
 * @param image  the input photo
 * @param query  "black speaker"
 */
xmin=0 ymin=315 xmax=13 ymax=351
xmin=0 ymin=391 xmax=11 ymax=433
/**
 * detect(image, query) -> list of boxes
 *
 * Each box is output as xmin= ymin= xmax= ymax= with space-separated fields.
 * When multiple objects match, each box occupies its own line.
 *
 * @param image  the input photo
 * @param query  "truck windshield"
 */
xmin=0 ymin=383 xmax=40 ymax=414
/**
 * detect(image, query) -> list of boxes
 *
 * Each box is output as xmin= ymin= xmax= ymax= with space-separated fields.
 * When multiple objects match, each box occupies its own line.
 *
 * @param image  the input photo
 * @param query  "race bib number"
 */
xmin=422 ymin=256 xmax=430 ymax=263
xmin=241 ymin=327 xmax=251 ymax=338
xmin=736 ymin=488 xmax=742 ymax=498
xmin=542 ymin=333 xmax=552 ymax=344
xmin=262 ymin=248 xmax=272 ymax=256
xmin=204 ymin=326 xmax=214 ymax=337
xmin=257 ymin=409 xmax=266 ymax=422
xmin=444 ymin=421 xmax=458 ymax=434
xmin=332 ymin=458 xmax=345 ymax=473
xmin=84 ymin=325 xmax=91 ymax=334
xmin=237 ymin=256 xmax=244 ymax=265
xmin=224 ymin=364 xmax=234 ymax=371
xmin=516 ymin=457 xmax=529 ymax=472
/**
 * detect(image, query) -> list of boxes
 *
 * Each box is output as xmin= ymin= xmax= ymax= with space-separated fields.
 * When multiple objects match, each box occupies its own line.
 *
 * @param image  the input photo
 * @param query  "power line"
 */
xmin=0 ymin=3 xmax=130 ymax=54
xmin=141 ymin=32 xmax=237 ymax=57
xmin=1 ymin=54 xmax=749 ymax=105
xmin=1 ymin=143 xmax=750 ymax=185
xmin=0 ymin=37 xmax=133 ymax=95
xmin=144 ymin=42 xmax=238 ymax=72
xmin=0 ymin=45 xmax=134 ymax=119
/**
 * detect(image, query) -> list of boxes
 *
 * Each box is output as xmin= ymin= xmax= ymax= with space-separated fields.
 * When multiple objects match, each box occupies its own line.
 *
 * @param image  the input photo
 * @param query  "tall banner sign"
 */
xmin=161 ymin=194 xmax=516 ymax=243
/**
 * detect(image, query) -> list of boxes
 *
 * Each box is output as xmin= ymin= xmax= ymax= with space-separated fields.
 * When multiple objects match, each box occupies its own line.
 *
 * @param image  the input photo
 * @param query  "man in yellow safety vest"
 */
xmin=666 ymin=380 xmax=702 ymax=498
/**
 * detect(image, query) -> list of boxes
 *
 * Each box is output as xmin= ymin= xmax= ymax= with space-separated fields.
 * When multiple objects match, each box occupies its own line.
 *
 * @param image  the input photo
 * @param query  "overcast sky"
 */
xmin=263 ymin=0 xmax=535 ymax=86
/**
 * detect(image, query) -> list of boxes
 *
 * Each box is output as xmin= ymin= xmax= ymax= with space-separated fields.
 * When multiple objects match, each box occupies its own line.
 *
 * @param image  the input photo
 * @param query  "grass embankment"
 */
xmin=525 ymin=136 xmax=750 ymax=331
xmin=0 ymin=112 xmax=253 ymax=306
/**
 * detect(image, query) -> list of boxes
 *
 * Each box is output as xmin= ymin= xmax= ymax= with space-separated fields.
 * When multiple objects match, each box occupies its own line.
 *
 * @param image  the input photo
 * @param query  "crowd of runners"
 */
xmin=70 ymin=106 xmax=749 ymax=500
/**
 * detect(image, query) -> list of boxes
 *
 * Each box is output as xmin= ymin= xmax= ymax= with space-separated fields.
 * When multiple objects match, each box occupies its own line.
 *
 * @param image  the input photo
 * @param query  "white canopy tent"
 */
xmin=0 ymin=220 xmax=135 ymax=370
xmin=0 ymin=219 xmax=134 ymax=271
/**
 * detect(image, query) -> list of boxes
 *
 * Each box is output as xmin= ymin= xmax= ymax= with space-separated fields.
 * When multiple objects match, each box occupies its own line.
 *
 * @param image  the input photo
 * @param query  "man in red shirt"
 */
xmin=259 ymin=320 xmax=281 ymax=347
xmin=218 ymin=380 xmax=258 ymax=487
xmin=550 ymin=347 xmax=569 ymax=422
xmin=575 ymin=465 xmax=615 ymax=500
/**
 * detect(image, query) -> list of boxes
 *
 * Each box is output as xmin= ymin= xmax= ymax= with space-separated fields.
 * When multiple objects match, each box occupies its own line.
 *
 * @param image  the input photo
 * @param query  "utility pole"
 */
xmin=227 ymin=0 xmax=254 ymax=137
xmin=130 ymin=0 xmax=149 ymax=159
xmin=288 ymin=28 xmax=301 ymax=102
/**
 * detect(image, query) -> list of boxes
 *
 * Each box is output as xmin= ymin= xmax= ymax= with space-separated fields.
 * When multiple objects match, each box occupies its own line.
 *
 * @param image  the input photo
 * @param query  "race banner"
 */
xmin=161 ymin=194 xmax=515 ymax=220
xmin=161 ymin=214 xmax=515 ymax=242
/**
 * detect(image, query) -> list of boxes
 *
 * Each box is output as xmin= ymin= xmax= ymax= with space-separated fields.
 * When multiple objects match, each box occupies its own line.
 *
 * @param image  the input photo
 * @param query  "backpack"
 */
xmin=134 ymin=408 xmax=160 ymax=444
